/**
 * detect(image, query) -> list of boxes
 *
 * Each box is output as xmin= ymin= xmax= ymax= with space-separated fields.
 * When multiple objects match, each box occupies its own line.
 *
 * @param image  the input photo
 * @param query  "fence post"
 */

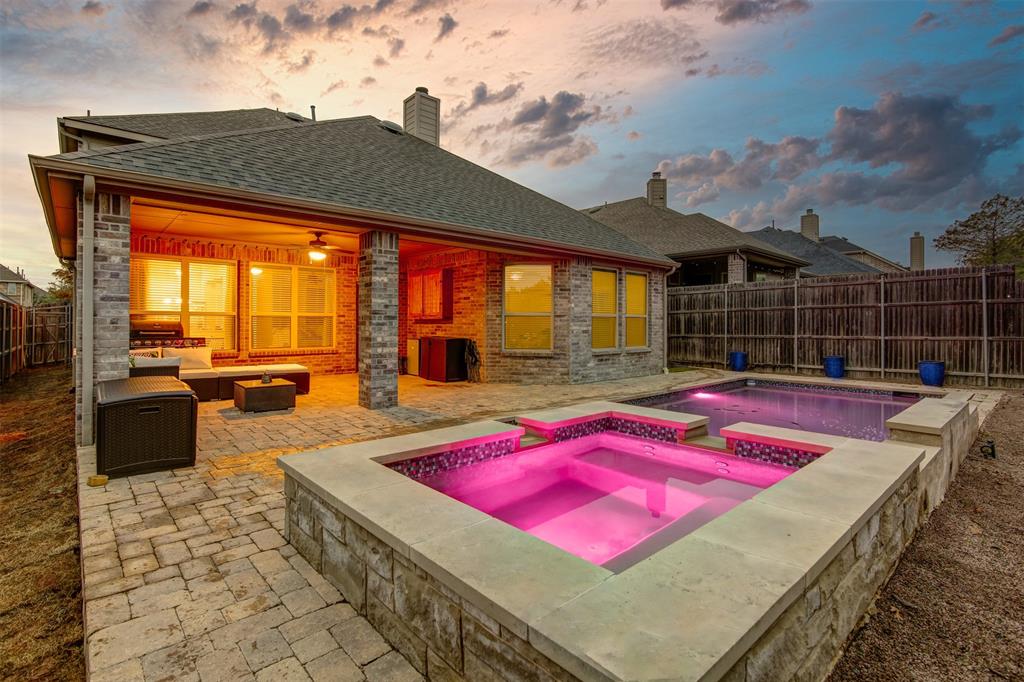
xmin=879 ymin=276 xmax=886 ymax=380
xmin=723 ymin=283 xmax=730 ymax=367
xmin=981 ymin=268 xmax=990 ymax=387
xmin=793 ymin=278 xmax=799 ymax=373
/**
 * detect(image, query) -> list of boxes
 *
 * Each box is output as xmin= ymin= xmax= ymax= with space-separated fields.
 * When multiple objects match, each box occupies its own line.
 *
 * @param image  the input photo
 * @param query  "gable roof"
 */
xmin=752 ymin=228 xmax=881 ymax=276
xmin=35 ymin=117 xmax=672 ymax=266
xmin=581 ymin=198 xmax=807 ymax=266
xmin=819 ymin=235 xmax=907 ymax=270
xmin=61 ymin=108 xmax=307 ymax=141
xmin=0 ymin=264 xmax=29 ymax=283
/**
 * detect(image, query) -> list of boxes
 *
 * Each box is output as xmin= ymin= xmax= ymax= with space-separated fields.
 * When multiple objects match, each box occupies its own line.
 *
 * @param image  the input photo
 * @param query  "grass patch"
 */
xmin=0 ymin=365 xmax=83 ymax=680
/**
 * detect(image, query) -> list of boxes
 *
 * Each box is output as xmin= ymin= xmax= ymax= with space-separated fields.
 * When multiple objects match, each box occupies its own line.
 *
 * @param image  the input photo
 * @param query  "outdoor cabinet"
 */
xmin=418 ymin=337 xmax=468 ymax=382
xmin=96 ymin=376 xmax=198 ymax=478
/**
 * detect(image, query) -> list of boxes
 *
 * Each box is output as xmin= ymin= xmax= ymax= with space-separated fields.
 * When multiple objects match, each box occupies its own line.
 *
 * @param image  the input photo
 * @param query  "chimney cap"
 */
xmin=913 ymin=231 xmax=921 ymax=236
xmin=415 ymin=86 xmax=429 ymax=94
xmin=805 ymin=208 xmax=814 ymax=214
xmin=651 ymin=171 xmax=661 ymax=179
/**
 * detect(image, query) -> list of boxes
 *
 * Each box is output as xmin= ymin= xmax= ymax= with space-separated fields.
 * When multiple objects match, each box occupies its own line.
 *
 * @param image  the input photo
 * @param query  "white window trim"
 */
xmin=130 ymin=254 xmax=238 ymax=350
xmin=624 ymin=270 xmax=650 ymax=350
xmin=250 ymin=262 xmax=336 ymax=352
xmin=501 ymin=263 xmax=554 ymax=352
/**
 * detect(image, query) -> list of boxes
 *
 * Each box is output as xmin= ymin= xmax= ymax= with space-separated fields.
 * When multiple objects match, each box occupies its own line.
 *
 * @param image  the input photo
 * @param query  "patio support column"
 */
xmin=75 ymin=189 xmax=131 ymax=446
xmin=357 ymin=230 xmax=399 ymax=409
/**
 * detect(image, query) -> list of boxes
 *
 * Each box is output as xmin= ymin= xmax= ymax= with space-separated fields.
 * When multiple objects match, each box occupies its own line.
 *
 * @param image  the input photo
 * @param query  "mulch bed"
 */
xmin=0 ymin=366 xmax=83 ymax=681
xmin=830 ymin=392 xmax=1024 ymax=682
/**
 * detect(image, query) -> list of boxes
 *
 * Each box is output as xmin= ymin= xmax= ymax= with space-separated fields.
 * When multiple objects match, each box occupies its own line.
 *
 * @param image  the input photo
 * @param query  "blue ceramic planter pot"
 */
xmin=823 ymin=355 xmax=845 ymax=379
xmin=918 ymin=361 xmax=946 ymax=387
xmin=727 ymin=351 xmax=748 ymax=372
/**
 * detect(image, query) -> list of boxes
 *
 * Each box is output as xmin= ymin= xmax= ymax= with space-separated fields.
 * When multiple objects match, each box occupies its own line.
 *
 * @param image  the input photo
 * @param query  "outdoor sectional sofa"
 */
xmin=129 ymin=347 xmax=310 ymax=401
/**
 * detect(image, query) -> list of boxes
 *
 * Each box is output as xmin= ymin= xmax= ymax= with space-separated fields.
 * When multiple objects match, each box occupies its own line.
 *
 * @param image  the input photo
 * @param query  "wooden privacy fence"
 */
xmin=0 ymin=298 xmax=27 ymax=385
xmin=668 ymin=265 xmax=1024 ymax=387
xmin=27 ymin=303 xmax=72 ymax=367
xmin=0 ymin=301 xmax=72 ymax=385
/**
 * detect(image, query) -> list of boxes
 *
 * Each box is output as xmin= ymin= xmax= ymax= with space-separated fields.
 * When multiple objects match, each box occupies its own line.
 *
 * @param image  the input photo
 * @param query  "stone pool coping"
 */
xmin=279 ymin=402 xmax=929 ymax=681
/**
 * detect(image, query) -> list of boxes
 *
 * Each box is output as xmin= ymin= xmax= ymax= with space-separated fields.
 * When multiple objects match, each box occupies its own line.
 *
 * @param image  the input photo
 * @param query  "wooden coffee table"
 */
xmin=233 ymin=379 xmax=296 ymax=413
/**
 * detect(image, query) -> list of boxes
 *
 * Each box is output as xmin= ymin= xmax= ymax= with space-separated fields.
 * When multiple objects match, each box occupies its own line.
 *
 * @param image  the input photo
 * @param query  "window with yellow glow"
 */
xmin=591 ymin=269 xmax=618 ymax=349
xmin=625 ymin=273 xmax=648 ymax=348
xmin=503 ymin=264 xmax=552 ymax=350
xmin=130 ymin=257 xmax=237 ymax=350
xmin=251 ymin=264 xmax=335 ymax=350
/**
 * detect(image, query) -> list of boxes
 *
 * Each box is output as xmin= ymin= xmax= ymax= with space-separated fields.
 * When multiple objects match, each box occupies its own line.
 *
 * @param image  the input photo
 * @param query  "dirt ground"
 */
xmin=830 ymin=392 xmax=1024 ymax=682
xmin=0 ymin=366 xmax=83 ymax=681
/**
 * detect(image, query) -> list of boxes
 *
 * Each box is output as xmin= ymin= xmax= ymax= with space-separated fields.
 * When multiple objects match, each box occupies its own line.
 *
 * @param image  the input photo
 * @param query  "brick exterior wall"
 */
xmin=358 ymin=231 xmax=399 ymax=408
xmin=482 ymin=252 xmax=572 ymax=384
xmin=727 ymin=252 xmax=747 ymax=284
xmin=75 ymin=192 xmax=131 ymax=445
xmin=131 ymin=233 xmax=357 ymax=374
xmin=399 ymin=248 xmax=487 ymax=378
xmin=482 ymin=253 xmax=665 ymax=384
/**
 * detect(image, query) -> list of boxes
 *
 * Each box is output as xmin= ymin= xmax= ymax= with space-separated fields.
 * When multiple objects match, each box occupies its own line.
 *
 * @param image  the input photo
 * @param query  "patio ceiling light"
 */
xmin=308 ymin=248 xmax=327 ymax=262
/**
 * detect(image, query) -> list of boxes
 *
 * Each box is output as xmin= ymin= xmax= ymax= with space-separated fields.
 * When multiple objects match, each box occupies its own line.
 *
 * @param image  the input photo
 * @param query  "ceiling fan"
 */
xmin=307 ymin=231 xmax=341 ymax=262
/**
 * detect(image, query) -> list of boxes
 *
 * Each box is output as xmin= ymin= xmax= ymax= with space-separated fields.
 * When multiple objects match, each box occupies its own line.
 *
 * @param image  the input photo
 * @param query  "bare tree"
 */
xmin=935 ymin=194 xmax=1024 ymax=266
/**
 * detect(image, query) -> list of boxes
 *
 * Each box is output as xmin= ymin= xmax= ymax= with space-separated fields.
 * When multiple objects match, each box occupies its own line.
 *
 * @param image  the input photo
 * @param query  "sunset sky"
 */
xmin=1 ymin=0 xmax=1022 ymax=287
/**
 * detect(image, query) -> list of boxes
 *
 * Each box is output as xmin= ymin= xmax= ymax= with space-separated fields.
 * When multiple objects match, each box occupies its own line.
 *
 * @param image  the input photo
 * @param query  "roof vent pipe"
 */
xmin=310 ymin=105 xmax=316 ymax=121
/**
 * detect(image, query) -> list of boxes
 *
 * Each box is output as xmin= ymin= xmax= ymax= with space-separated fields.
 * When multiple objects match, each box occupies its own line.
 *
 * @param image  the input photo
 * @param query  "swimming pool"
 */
xmin=631 ymin=379 xmax=921 ymax=441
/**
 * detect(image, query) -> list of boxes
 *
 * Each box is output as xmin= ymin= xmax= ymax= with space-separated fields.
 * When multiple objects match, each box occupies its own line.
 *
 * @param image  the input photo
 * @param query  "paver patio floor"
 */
xmin=78 ymin=369 xmax=725 ymax=681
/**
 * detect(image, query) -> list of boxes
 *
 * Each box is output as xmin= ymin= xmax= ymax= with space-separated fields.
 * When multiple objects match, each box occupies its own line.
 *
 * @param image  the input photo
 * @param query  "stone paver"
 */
xmin=78 ymin=370 xmax=723 ymax=681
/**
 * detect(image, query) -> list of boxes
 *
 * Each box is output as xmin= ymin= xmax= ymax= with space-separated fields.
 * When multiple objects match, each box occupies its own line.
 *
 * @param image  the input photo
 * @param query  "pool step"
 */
xmin=519 ymin=433 xmax=551 ymax=449
xmin=684 ymin=435 xmax=731 ymax=453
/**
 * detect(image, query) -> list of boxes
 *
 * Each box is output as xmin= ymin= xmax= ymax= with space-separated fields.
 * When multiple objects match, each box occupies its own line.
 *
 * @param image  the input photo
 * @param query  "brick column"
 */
xmin=75 ymin=192 xmax=131 ymax=445
xmin=358 ymin=231 xmax=399 ymax=409
xmin=727 ymin=253 xmax=747 ymax=284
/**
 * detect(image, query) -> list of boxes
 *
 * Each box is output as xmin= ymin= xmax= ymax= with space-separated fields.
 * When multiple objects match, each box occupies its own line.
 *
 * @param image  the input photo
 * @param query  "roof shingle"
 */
xmin=49 ymin=117 xmax=671 ymax=265
xmin=582 ymin=198 xmax=805 ymax=264
xmin=62 ymin=108 xmax=306 ymax=140
xmin=752 ymin=228 xmax=881 ymax=276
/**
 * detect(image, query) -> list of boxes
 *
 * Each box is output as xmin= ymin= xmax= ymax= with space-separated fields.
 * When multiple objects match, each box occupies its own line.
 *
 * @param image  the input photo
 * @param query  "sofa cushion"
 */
xmin=134 ymin=356 xmax=181 ymax=368
xmin=180 ymin=368 xmax=219 ymax=380
xmin=164 ymin=347 xmax=213 ymax=369
xmin=258 ymin=364 xmax=309 ymax=373
xmin=129 ymin=348 xmax=162 ymax=358
xmin=216 ymin=365 xmax=266 ymax=378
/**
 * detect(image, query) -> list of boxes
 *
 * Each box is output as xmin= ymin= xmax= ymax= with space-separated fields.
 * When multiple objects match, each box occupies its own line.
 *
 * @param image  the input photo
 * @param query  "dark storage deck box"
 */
xmin=96 ymin=377 xmax=198 ymax=478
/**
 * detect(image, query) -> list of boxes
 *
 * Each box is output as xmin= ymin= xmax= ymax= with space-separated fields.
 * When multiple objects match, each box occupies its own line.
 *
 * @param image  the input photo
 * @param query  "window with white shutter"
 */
xmin=250 ymin=264 xmax=335 ymax=350
xmin=130 ymin=256 xmax=237 ymax=350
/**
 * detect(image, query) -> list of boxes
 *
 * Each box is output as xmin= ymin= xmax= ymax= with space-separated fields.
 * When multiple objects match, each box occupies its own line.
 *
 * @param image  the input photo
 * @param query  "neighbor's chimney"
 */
xmin=800 ymin=208 xmax=820 ymax=242
xmin=403 ymin=86 xmax=440 ymax=146
xmin=910 ymin=231 xmax=925 ymax=271
xmin=310 ymin=105 xmax=316 ymax=121
xmin=646 ymin=171 xmax=667 ymax=208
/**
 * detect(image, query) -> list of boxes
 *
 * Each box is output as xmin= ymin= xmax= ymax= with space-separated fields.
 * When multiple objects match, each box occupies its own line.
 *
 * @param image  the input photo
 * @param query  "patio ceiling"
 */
xmin=130 ymin=198 xmax=454 ymax=257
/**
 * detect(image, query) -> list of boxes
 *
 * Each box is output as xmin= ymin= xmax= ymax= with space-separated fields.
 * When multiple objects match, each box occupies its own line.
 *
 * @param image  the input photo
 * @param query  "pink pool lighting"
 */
xmin=417 ymin=432 xmax=793 ymax=571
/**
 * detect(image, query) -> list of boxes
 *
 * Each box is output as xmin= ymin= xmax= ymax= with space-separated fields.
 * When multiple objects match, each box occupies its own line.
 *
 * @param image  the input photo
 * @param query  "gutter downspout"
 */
xmin=82 ymin=175 xmax=95 ymax=445
xmin=664 ymin=261 xmax=679 ymax=373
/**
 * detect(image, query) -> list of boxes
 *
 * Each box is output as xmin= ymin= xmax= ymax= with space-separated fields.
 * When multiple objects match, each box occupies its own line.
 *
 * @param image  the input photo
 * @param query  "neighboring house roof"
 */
xmin=36 ymin=117 xmax=672 ymax=266
xmin=61 ymin=108 xmax=307 ymax=141
xmin=819 ymin=235 xmax=907 ymax=271
xmin=0 ymin=263 xmax=29 ymax=282
xmin=581 ymin=198 xmax=807 ymax=266
xmin=752 ymin=228 xmax=881 ymax=276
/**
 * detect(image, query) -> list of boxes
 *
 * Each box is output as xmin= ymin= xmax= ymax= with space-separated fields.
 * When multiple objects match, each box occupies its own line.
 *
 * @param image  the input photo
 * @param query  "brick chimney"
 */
xmin=403 ymin=86 xmax=440 ymax=146
xmin=646 ymin=171 xmax=667 ymax=208
xmin=910 ymin=231 xmax=925 ymax=271
xmin=800 ymin=208 xmax=820 ymax=241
